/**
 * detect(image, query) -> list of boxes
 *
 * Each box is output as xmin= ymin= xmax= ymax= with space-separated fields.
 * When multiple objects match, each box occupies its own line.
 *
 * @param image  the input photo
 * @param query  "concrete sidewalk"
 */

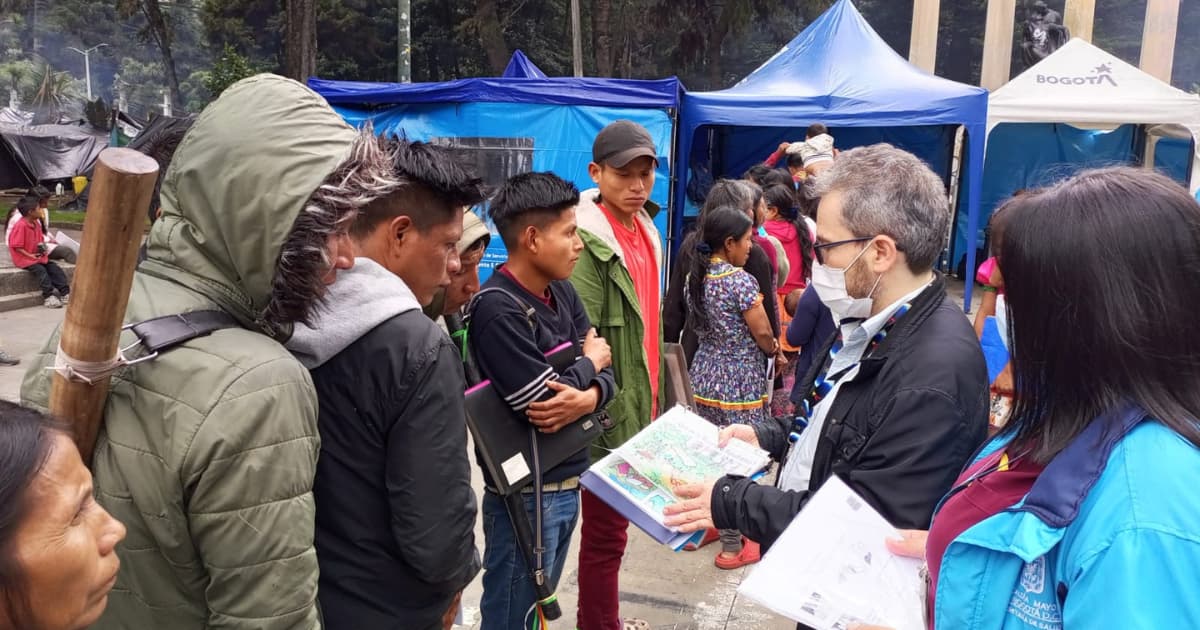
xmin=0 ymin=305 xmax=793 ymax=630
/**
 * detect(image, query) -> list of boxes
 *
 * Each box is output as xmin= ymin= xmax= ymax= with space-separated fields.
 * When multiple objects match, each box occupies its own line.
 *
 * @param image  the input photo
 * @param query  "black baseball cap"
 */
xmin=592 ymin=120 xmax=659 ymax=168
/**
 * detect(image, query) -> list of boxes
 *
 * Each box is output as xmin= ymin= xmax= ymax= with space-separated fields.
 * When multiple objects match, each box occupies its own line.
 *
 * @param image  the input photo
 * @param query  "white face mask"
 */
xmin=994 ymin=294 xmax=1011 ymax=351
xmin=810 ymin=241 xmax=880 ymax=322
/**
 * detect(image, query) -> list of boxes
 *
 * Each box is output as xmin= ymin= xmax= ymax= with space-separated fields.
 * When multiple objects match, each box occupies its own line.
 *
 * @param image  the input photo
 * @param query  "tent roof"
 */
xmin=988 ymin=38 xmax=1200 ymax=129
xmin=309 ymin=72 xmax=680 ymax=109
xmin=502 ymin=50 xmax=548 ymax=79
xmin=0 ymin=122 xmax=107 ymax=182
xmin=680 ymin=0 xmax=986 ymax=129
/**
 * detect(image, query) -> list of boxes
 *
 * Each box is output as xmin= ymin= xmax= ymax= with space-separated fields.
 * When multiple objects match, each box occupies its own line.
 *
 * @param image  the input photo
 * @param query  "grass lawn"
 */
xmin=51 ymin=210 xmax=88 ymax=225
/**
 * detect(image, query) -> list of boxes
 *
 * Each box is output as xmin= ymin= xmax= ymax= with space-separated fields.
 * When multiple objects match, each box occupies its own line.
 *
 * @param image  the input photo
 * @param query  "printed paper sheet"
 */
xmin=738 ymin=476 xmax=925 ymax=630
xmin=593 ymin=405 xmax=770 ymax=528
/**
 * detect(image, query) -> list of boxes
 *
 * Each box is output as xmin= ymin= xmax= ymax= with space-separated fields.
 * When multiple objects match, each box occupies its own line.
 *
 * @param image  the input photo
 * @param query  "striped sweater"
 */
xmin=468 ymin=268 xmax=616 ymax=486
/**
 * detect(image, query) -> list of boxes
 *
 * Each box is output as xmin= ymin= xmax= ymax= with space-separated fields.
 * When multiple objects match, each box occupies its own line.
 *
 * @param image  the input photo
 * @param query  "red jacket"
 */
xmin=8 ymin=217 xmax=47 ymax=268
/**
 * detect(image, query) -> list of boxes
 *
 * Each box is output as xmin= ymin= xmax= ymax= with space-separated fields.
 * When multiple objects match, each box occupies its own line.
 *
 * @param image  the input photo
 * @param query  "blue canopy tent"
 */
xmin=309 ymin=52 xmax=681 ymax=281
xmin=674 ymin=0 xmax=988 ymax=312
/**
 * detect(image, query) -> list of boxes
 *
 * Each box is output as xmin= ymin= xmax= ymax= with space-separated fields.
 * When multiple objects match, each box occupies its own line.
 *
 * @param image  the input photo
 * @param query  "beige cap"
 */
xmin=459 ymin=210 xmax=491 ymax=255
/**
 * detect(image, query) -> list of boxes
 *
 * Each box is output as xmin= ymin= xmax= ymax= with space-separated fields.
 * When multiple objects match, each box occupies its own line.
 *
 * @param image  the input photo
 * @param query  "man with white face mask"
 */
xmin=664 ymin=144 xmax=989 ymax=554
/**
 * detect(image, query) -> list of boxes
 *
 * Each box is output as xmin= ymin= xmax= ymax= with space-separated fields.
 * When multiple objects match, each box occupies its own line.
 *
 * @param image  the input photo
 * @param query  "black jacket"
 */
xmin=712 ymin=274 xmax=988 ymax=548
xmin=664 ymin=241 xmax=779 ymax=365
xmin=310 ymin=311 xmax=481 ymax=630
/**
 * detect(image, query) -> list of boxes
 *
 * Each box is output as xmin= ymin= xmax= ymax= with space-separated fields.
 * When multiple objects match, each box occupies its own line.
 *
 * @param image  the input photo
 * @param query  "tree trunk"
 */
xmin=284 ymin=0 xmax=318 ymax=82
xmin=475 ymin=0 xmax=509 ymax=76
xmin=141 ymin=1 xmax=183 ymax=111
xmin=594 ymin=0 xmax=613 ymax=76
xmin=705 ymin=4 xmax=734 ymax=88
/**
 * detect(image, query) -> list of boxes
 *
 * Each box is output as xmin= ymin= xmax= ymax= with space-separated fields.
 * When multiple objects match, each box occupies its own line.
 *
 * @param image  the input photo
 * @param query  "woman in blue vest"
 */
xmin=861 ymin=167 xmax=1200 ymax=629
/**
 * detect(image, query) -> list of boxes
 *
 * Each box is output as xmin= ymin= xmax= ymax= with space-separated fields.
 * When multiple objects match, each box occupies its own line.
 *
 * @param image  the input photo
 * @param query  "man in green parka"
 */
xmin=20 ymin=75 xmax=397 ymax=629
xmin=571 ymin=120 xmax=667 ymax=630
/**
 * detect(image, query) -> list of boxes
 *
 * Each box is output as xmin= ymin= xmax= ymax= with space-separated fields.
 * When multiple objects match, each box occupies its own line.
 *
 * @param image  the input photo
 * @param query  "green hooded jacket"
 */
xmin=571 ymin=189 xmax=666 ymax=462
xmin=21 ymin=75 xmax=357 ymax=629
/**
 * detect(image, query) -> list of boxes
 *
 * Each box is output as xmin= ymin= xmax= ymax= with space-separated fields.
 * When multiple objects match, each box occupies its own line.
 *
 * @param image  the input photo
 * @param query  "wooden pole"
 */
xmin=1063 ymin=0 xmax=1097 ymax=42
xmin=981 ymin=0 xmax=1017 ymax=90
xmin=570 ymin=0 xmax=583 ymax=77
xmin=1140 ymin=0 xmax=1181 ymax=83
xmin=49 ymin=148 xmax=158 ymax=465
xmin=909 ymin=0 xmax=941 ymax=73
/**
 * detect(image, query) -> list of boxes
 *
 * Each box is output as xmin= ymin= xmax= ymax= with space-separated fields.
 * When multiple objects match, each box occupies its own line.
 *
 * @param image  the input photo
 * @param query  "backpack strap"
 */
xmin=124 ymin=310 xmax=241 ymax=361
xmin=465 ymin=287 xmax=537 ymax=333
xmin=54 ymin=310 xmax=242 ymax=385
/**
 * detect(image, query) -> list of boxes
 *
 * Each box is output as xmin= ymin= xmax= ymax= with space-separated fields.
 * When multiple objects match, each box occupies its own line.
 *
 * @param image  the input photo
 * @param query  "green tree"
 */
xmin=116 ymin=57 xmax=170 ymax=118
xmin=27 ymin=61 xmax=82 ymax=122
xmin=203 ymin=43 xmax=256 ymax=98
xmin=116 ymin=0 xmax=206 ymax=110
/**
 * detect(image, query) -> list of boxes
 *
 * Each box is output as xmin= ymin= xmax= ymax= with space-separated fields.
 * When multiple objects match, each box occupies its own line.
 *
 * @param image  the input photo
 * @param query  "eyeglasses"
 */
xmin=813 ymin=237 xmax=873 ymax=265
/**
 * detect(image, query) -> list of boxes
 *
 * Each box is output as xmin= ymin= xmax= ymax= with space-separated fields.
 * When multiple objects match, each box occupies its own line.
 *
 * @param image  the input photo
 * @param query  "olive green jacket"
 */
xmin=571 ymin=189 xmax=665 ymax=461
xmin=21 ymin=75 xmax=357 ymax=629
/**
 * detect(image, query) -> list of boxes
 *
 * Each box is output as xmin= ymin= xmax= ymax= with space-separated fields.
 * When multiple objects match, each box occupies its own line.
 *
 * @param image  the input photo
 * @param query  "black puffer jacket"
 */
xmin=288 ymin=259 xmax=480 ymax=630
xmin=712 ymin=274 xmax=988 ymax=548
xmin=309 ymin=311 xmax=480 ymax=630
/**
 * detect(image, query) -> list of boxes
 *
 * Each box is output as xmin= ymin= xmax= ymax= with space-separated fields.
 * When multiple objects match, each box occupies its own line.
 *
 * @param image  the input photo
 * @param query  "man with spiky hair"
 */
xmin=21 ymin=74 xmax=396 ymax=630
xmin=287 ymin=137 xmax=488 ymax=630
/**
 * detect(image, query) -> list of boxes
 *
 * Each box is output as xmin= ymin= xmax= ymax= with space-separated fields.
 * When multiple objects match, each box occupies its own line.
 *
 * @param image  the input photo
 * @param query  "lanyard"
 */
xmin=788 ymin=303 xmax=911 ymax=442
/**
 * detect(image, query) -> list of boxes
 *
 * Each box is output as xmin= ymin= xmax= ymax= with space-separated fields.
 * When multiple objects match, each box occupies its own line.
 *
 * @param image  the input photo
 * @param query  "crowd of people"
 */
xmin=1 ymin=72 xmax=1199 ymax=630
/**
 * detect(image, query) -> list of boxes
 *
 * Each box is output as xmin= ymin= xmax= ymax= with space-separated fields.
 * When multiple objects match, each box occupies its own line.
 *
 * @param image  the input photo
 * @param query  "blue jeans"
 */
xmin=480 ymin=488 xmax=580 ymax=630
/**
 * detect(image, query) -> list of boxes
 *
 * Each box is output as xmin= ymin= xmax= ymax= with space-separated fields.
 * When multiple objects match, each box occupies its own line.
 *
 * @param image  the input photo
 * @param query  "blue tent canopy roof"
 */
xmin=681 ymin=0 xmax=985 ymax=128
xmin=675 ymin=0 xmax=988 ymax=311
xmin=309 ymin=74 xmax=680 ymax=109
xmin=502 ymin=50 xmax=548 ymax=79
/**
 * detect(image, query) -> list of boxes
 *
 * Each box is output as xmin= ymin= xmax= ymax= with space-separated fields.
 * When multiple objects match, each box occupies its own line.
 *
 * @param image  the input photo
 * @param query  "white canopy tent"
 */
xmin=988 ymin=38 xmax=1200 ymax=194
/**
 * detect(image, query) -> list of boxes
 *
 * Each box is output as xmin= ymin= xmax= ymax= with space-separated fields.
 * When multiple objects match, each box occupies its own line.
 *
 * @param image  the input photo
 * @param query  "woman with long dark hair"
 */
xmin=0 ymin=401 xmax=126 ymax=629
xmin=859 ymin=167 xmax=1200 ymax=629
xmin=683 ymin=205 xmax=776 ymax=571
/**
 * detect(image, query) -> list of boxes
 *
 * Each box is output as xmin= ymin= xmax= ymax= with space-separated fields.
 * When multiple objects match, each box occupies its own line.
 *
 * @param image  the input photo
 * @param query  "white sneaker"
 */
xmin=44 ymin=295 xmax=63 ymax=309
xmin=60 ymin=293 xmax=69 ymax=305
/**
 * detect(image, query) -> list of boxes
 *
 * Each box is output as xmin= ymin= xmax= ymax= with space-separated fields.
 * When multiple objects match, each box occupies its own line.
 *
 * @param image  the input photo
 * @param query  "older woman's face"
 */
xmin=13 ymin=433 xmax=125 ymax=630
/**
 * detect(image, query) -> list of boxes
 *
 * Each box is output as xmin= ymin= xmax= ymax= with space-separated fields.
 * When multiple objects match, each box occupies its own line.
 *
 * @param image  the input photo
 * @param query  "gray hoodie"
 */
xmin=287 ymin=257 xmax=422 ymax=368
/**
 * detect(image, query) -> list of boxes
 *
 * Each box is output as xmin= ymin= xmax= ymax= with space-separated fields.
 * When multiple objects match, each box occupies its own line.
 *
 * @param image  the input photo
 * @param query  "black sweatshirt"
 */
xmin=468 ymin=268 xmax=616 ymax=487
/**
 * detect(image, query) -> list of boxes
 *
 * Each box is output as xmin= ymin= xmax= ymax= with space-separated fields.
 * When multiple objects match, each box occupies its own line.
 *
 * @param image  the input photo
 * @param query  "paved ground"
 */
xmin=0 ymin=278 xmax=981 ymax=629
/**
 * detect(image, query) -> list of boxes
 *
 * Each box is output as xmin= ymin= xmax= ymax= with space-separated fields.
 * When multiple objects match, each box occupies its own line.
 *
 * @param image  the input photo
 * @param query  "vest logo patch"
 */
xmin=1007 ymin=557 xmax=1063 ymax=629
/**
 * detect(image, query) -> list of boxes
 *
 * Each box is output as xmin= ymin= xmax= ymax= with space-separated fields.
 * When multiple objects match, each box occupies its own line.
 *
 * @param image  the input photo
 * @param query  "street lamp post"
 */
xmin=67 ymin=43 xmax=108 ymax=100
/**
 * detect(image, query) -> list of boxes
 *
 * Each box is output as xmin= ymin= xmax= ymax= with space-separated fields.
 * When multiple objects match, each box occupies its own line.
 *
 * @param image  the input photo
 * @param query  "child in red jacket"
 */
xmin=8 ymin=197 xmax=70 ymax=308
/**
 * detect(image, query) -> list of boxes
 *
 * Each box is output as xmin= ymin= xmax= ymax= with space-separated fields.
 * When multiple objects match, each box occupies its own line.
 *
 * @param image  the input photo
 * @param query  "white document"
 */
xmin=53 ymin=231 xmax=81 ymax=256
xmin=765 ymin=357 xmax=776 ymax=405
xmin=738 ymin=476 xmax=925 ymax=630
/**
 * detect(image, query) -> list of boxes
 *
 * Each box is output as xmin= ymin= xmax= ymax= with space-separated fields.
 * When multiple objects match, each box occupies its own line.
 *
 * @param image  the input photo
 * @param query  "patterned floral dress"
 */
xmin=688 ymin=259 xmax=769 ymax=427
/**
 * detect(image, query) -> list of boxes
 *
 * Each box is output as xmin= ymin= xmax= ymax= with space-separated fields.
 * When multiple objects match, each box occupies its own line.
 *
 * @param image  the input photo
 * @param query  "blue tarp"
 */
xmin=502 ymin=49 xmax=548 ymax=79
xmin=1155 ymin=135 xmax=1195 ymax=185
xmin=980 ymin=124 xmax=1139 ymax=238
xmin=309 ymin=53 xmax=680 ymax=282
xmin=675 ymin=0 xmax=989 ymax=312
xmin=977 ymin=125 xmax=1193 ymax=258
xmin=310 ymin=70 xmax=678 ymax=109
